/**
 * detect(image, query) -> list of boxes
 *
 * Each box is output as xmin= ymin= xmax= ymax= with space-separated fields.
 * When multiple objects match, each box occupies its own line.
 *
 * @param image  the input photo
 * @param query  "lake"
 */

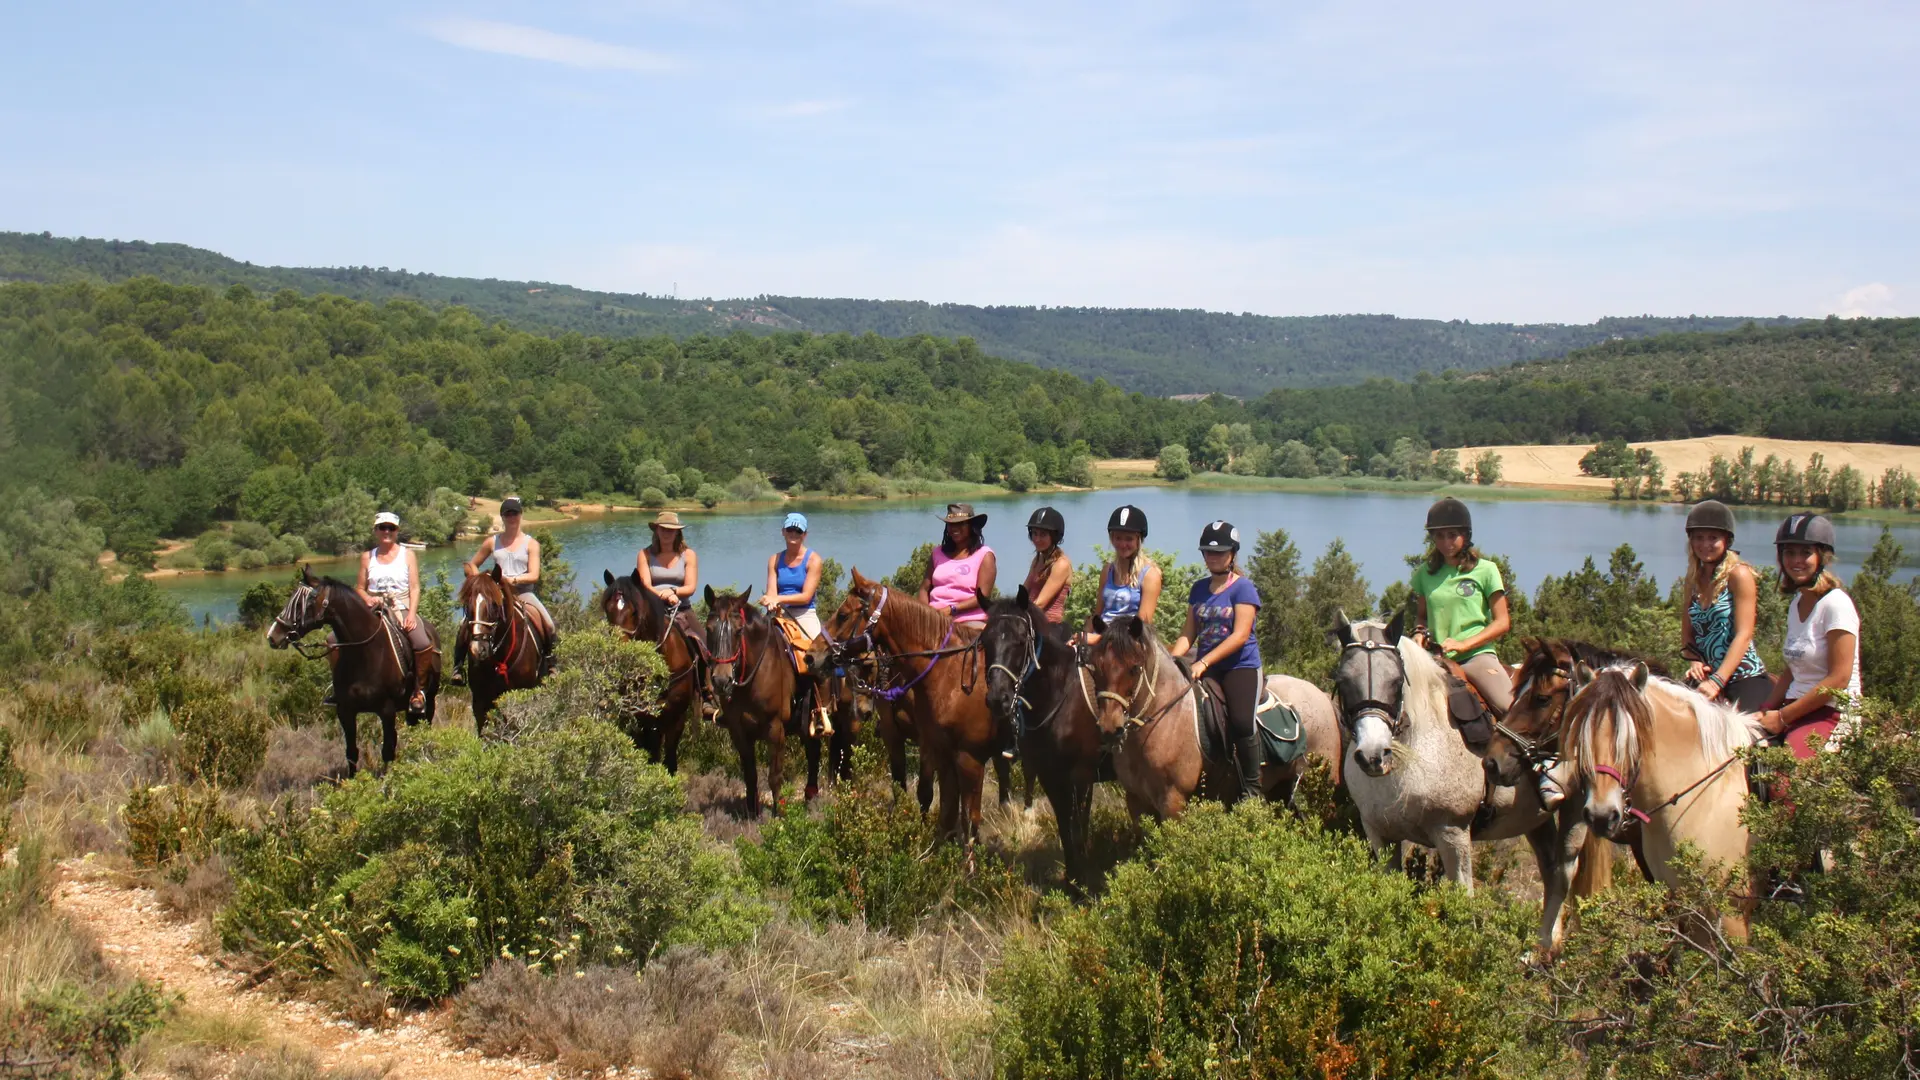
xmin=160 ymin=486 xmax=1920 ymax=624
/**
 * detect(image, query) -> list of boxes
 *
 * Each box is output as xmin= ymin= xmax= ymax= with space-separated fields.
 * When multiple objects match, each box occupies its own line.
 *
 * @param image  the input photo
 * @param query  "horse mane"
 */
xmin=1643 ymin=676 xmax=1758 ymax=761
xmin=1514 ymin=638 xmax=1667 ymax=694
xmin=983 ymin=595 xmax=1069 ymax=641
xmin=870 ymin=583 xmax=957 ymax=646
xmin=457 ymin=572 xmax=501 ymax=607
xmin=1099 ymin=615 xmax=1161 ymax=668
xmin=1566 ymin=667 xmax=1655 ymax=771
xmin=1394 ymin=633 xmax=1449 ymax=728
xmin=609 ymin=572 xmax=668 ymax=629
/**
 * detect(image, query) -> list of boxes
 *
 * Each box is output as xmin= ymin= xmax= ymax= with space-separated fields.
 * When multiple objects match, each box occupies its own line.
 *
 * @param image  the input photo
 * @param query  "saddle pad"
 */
xmin=771 ymin=613 xmax=816 ymax=675
xmin=379 ymin=608 xmax=415 ymax=685
xmin=1256 ymin=693 xmax=1308 ymax=765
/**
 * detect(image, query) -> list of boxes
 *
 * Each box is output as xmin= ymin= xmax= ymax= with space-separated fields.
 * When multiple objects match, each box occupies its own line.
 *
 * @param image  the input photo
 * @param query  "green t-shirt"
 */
xmin=1411 ymin=559 xmax=1505 ymax=660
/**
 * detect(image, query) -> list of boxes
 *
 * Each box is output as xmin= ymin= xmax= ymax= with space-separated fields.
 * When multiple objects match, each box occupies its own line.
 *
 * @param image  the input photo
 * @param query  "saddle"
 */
xmin=1189 ymin=674 xmax=1309 ymax=768
xmin=770 ymin=611 xmax=817 ymax=677
xmin=376 ymin=605 xmax=416 ymax=687
xmin=1436 ymin=654 xmax=1495 ymax=752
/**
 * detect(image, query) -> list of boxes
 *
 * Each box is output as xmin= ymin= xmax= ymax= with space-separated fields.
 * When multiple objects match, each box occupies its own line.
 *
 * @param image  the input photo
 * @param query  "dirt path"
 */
xmin=52 ymin=864 xmax=561 ymax=1080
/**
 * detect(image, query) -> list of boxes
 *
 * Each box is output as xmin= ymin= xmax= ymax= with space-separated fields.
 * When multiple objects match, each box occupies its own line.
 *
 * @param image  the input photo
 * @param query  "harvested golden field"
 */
xmin=1465 ymin=436 xmax=1920 ymax=491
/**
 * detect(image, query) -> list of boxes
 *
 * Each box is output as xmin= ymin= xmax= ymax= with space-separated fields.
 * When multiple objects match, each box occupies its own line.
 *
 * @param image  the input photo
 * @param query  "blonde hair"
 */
xmin=1110 ymin=551 xmax=1154 ymax=588
xmin=1687 ymin=548 xmax=1744 ymax=606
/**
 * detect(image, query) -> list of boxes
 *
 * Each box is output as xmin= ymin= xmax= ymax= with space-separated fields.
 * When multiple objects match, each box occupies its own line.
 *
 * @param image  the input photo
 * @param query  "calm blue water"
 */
xmin=162 ymin=487 xmax=1920 ymax=624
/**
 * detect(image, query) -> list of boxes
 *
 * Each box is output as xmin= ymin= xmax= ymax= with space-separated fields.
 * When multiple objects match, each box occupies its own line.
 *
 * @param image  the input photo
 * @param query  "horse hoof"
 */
xmin=804 ymin=784 xmax=820 ymax=802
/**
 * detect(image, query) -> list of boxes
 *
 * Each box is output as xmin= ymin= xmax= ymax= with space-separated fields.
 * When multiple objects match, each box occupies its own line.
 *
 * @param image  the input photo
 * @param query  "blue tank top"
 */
xmin=1689 ymin=585 xmax=1767 ymax=682
xmin=1100 ymin=563 xmax=1143 ymax=621
xmin=775 ymin=548 xmax=814 ymax=610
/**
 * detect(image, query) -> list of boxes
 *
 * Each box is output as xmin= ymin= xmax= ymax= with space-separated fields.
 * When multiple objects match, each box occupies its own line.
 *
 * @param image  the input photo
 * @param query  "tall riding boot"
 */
xmin=408 ymin=654 xmax=428 ymax=717
xmin=1232 ymin=735 xmax=1264 ymax=805
xmin=450 ymin=629 xmax=469 ymax=686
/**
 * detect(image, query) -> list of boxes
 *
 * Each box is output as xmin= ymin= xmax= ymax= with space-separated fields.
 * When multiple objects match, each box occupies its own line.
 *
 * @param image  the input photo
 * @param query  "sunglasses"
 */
xmin=376 ymin=524 xmax=398 ymax=532
xmin=783 ymin=526 xmax=805 ymax=535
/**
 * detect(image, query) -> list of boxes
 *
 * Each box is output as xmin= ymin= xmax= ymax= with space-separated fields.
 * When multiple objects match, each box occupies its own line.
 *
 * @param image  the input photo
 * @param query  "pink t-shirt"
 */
xmin=929 ymin=545 xmax=993 ymax=623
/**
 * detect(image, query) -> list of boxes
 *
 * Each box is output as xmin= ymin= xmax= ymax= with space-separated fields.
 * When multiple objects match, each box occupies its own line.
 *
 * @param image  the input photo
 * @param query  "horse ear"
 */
xmin=1012 ymin=584 xmax=1029 ymax=609
xmin=851 ymin=568 xmax=872 ymax=590
xmin=1384 ymin=607 xmax=1406 ymax=644
xmin=1631 ymin=660 xmax=1650 ymax=691
xmin=1572 ymin=660 xmax=1594 ymax=684
xmin=301 ymin=563 xmax=314 ymax=584
xmin=703 ymin=584 xmax=717 ymax=606
xmin=491 ymin=564 xmax=504 ymax=583
xmin=1088 ymin=612 xmax=1107 ymax=635
xmin=1332 ymin=609 xmax=1353 ymax=646
xmin=1128 ymin=616 xmax=1151 ymax=643
xmin=603 ymin=568 xmax=616 ymax=586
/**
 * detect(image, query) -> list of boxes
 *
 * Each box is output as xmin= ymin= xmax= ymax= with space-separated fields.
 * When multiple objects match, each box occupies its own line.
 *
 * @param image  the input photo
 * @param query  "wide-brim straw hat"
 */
xmin=940 ymin=503 xmax=987 ymax=526
xmin=651 ymin=511 xmax=685 ymax=530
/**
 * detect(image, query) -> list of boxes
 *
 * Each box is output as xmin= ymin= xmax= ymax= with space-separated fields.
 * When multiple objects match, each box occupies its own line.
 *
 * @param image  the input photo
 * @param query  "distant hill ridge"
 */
xmin=0 ymin=231 xmax=1804 ymax=396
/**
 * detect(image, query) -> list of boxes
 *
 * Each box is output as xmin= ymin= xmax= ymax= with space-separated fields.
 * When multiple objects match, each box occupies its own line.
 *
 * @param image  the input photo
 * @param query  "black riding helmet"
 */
xmin=1027 ymin=506 xmax=1065 ymax=539
xmin=1198 ymin=519 xmax=1241 ymax=553
xmin=1685 ymin=500 xmax=1737 ymax=535
xmin=1425 ymin=497 xmax=1472 ymax=534
xmin=1775 ymin=512 xmax=1836 ymax=550
xmin=1106 ymin=504 xmax=1148 ymax=537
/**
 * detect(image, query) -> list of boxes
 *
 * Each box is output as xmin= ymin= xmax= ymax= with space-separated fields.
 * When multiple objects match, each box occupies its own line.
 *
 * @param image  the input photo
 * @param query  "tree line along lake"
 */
xmin=159 ymin=486 xmax=1920 ymax=624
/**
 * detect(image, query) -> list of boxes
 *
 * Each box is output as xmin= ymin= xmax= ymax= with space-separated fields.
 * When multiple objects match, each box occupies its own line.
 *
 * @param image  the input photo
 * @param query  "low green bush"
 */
xmin=991 ymin=804 xmax=1532 ymax=1079
xmin=237 ymin=581 xmax=291 ymax=630
xmin=219 ymin=720 xmax=766 ymax=1000
xmin=123 ymin=781 xmax=237 ymax=870
xmin=167 ymin=677 xmax=268 ymax=789
xmin=1 ymin=980 xmax=173 ymax=1080
xmin=489 ymin=626 xmax=666 ymax=743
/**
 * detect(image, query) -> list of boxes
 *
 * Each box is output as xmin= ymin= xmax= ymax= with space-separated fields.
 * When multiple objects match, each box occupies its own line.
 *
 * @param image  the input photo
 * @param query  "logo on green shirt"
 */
xmin=1455 ymin=580 xmax=1479 ymax=598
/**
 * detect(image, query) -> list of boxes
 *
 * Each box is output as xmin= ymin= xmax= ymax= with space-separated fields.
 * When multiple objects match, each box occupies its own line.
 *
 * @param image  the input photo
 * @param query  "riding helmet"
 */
xmin=1424 ymin=497 xmax=1472 ymax=534
xmin=1775 ymin=512 xmax=1836 ymax=551
xmin=1198 ymin=519 xmax=1241 ymax=553
xmin=1684 ymin=500 xmax=1737 ymax=536
xmin=1027 ymin=506 xmax=1065 ymax=538
xmin=1106 ymin=504 xmax=1148 ymax=537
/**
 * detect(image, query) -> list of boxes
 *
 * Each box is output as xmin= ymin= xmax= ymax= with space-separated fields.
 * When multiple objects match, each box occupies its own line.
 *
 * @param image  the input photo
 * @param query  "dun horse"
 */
xmin=600 ymin=569 xmax=699 ymax=772
xmin=460 ymin=566 xmax=547 ymax=734
xmin=981 ymin=588 xmax=1101 ymax=886
xmin=266 ymin=567 xmax=439 ymax=776
xmin=1083 ymin=613 xmax=1341 ymax=820
xmin=1331 ymin=611 xmax=1607 ymax=955
xmin=1563 ymin=661 xmax=1760 ymax=939
xmin=705 ymin=588 xmax=848 ymax=816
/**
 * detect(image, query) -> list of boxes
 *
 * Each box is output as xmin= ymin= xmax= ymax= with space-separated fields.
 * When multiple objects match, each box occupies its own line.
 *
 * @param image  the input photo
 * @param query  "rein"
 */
xmin=1495 ymin=661 xmax=1586 ymax=766
xmin=1593 ymin=754 xmax=1744 ymax=826
xmin=986 ymin=612 xmax=1073 ymax=735
xmin=838 ymin=586 xmax=974 ymax=702
xmin=710 ymin=606 xmax=774 ymax=700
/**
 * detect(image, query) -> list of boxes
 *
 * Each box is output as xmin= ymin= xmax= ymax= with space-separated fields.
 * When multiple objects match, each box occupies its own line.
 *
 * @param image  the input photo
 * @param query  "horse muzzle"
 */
xmin=1352 ymin=746 xmax=1394 ymax=778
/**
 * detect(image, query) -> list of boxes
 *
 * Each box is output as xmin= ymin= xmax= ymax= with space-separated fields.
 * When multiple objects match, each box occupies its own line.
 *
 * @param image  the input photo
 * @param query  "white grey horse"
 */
xmin=1331 ymin=610 xmax=1609 ymax=955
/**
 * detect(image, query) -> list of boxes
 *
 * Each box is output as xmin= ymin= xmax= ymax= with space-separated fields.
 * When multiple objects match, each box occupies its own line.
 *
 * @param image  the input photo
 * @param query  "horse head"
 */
xmin=464 ymin=566 xmax=511 ymax=664
xmin=1331 ymin=608 xmax=1410 ymax=777
xmin=704 ymin=587 xmax=757 ymax=702
xmin=821 ymin=568 xmax=883 ymax=666
xmin=1085 ymin=614 xmax=1159 ymax=750
xmin=980 ymin=585 xmax=1041 ymax=725
xmin=1565 ymin=660 xmax=1653 ymax=839
xmin=267 ymin=565 xmax=331 ymax=649
xmin=600 ymin=569 xmax=650 ymax=641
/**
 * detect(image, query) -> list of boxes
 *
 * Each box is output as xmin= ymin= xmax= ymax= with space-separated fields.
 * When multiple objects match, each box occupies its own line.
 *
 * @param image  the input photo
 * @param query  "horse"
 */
xmin=599 ymin=569 xmax=698 ymax=773
xmin=980 ymin=588 xmax=1102 ymax=888
xmin=704 ymin=588 xmax=844 ymax=816
xmin=1563 ymin=660 xmax=1760 ymax=940
xmin=266 ymin=566 xmax=439 ymax=777
xmin=1082 ymin=613 xmax=1342 ymax=820
xmin=822 ymin=570 xmax=999 ymax=842
xmin=459 ymin=566 xmax=547 ymax=735
xmin=1330 ymin=610 xmax=1605 ymax=956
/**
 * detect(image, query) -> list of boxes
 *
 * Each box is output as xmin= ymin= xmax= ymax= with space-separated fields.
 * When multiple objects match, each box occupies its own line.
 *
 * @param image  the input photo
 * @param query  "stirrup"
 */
xmin=1535 ymin=757 xmax=1566 ymax=810
xmin=449 ymin=664 xmax=467 ymax=687
xmin=809 ymin=705 xmax=835 ymax=738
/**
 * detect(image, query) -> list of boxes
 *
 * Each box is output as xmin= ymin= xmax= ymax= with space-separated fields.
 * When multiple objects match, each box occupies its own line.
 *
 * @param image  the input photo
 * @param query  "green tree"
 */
xmin=1155 ymin=444 xmax=1192 ymax=481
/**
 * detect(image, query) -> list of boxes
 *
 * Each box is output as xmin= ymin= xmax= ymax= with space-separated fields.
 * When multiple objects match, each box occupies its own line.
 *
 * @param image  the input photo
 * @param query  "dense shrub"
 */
xmin=218 ymin=721 xmax=766 ymax=1000
xmin=489 ymin=626 xmax=667 ymax=743
xmin=122 ymin=781 xmax=237 ymax=870
xmin=991 ymin=804 xmax=1532 ymax=1079
xmin=167 ymin=676 xmax=268 ymax=789
xmin=1005 ymin=461 xmax=1039 ymax=492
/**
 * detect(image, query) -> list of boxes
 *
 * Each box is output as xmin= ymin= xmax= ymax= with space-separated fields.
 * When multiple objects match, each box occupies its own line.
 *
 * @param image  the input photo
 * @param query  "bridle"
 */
xmin=606 ymin=580 xmax=699 ymax=685
xmin=1087 ymin=637 xmax=1190 ymax=749
xmin=466 ymin=581 xmax=525 ymax=675
xmin=1336 ymin=638 xmax=1407 ymax=739
xmin=985 ymin=610 xmax=1075 ymax=736
xmin=706 ymin=601 xmax=772 ymax=702
xmin=830 ymin=586 xmax=975 ymax=702
xmin=1495 ymin=659 xmax=1589 ymax=769
xmin=271 ymin=581 xmax=382 ymax=659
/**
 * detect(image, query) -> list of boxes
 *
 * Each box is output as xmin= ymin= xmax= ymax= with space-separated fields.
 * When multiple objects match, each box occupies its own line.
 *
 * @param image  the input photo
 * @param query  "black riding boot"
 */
xmin=1232 ymin=735 xmax=1263 ymax=805
xmin=449 ymin=634 xmax=469 ymax=687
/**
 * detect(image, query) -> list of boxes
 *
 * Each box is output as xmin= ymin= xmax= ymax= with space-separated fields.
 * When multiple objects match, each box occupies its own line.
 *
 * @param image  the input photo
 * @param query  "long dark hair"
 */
xmin=1425 ymin=539 xmax=1482 ymax=574
xmin=941 ymin=522 xmax=983 ymax=558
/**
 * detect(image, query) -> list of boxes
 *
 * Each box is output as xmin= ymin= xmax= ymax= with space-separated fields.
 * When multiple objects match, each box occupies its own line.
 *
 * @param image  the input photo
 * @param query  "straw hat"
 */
xmin=651 ymin=510 xmax=685 ymax=530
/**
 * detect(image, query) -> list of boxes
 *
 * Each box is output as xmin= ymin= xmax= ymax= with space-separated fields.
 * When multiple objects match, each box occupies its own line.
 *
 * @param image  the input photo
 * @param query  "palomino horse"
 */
xmin=1564 ymin=661 xmax=1760 ymax=939
xmin=600 ymin=569 xmax=699 ymax=773
xmin=1082 ymin=614 xmax=1342 ymax=820
xmin=981 ymin=588 xmax=1102 ymax=887
xmin=1331 ymin=611 xmax=1606 ymax=955
xmin=266 ymin=567 xmax=440 ymax=777
xmin=459 ymin=566 xmax=548 ymax=735
xmin=704 ymin=588 xmax=847 ymax=816
xmin=823 ymin=570 xmax=998 ymax=842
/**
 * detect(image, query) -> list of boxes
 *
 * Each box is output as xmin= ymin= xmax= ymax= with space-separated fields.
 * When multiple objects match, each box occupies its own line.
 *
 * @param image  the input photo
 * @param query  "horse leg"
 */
xmin=1528 ymin=819 xmax=1574 ymax=958
xmin=956 ymin=751 xmax=986 ymax=845
xmin=1434 ymin=825 xmax=1474 ymax=892
xmin=638 ymin=718 xmax=663 ymax=764
xmin=338 ymin=706 xmax=359 ymax=778
xmin=918 ymin=750 xmax=936 ymax=818
xmin=802 ymin=734 xmax=822 ymax=802
xmin=766 ymin=723 xmax=787 ymax=817
xmin=378 ymin=709 xmax=399 ymax=771
xmin=934 ymin=752 xmax=963 ymax=840
xmin=994 ymin=756 xmax=1013 ymax=806
xmin=732 ymin=726 xmax=761 ymax=819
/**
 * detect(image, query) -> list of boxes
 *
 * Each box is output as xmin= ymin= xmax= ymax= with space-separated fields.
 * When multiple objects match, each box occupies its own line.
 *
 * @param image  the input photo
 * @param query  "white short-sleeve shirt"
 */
xmin=1783 ymin=589 xmax=1863 ymax=701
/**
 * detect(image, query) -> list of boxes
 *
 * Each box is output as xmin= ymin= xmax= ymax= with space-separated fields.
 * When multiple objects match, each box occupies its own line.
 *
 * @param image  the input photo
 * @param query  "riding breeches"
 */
xmin=1202 ymin=666 xmax=1261 ymax=741
xmin=1457 ymin=653 xmax=1513 ymax=714
xmin=513 ymin=588 xmax=555 ymax=637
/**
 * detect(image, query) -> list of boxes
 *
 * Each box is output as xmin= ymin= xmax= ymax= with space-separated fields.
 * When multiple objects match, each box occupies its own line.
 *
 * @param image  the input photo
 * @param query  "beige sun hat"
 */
xmin=651 ymin=510 xmax=685 ymax=530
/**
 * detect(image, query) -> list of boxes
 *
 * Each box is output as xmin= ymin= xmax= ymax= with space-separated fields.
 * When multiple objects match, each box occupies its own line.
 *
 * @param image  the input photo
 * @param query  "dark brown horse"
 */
xmin=266 ymin=566 xmax=439 ymax=776
xmin=459 ymin=566 xmax=548 ymax=735
xmin=823 ymin=570 xmax=1000 ymax=842
xmin=980 ymin=588 xmax=1101 ymax=887
xmin=600 ymin=569 xmax=698 ymax=772
xmin=704 ymin=588 xmax=849 ymax=816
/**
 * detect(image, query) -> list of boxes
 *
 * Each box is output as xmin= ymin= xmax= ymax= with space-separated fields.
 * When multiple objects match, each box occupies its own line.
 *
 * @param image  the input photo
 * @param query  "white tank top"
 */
xmin=366 ymin=547 xmax=410 ymax=600
xmin=493 ymin=533 xmax=532 ymax=584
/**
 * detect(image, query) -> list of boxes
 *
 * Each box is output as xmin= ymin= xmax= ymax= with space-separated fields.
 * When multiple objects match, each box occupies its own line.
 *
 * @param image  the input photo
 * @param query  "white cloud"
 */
xmin=765 ymin=98 xmax=852 ymax=117
xmin=1831 ymin=283 xmax=1903 ymax=318
xmin=422 ymin=17 xmax=675 ymax=72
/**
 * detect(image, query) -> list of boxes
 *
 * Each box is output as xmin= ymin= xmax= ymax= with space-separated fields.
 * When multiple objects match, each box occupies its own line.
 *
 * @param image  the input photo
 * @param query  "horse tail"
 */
xmin=1571 ymin=826 xmax=1615 ymax=899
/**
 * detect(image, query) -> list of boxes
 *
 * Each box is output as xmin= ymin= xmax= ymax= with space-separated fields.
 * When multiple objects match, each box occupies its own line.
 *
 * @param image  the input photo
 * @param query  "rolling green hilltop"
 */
xmin=0 ymin=231 xmax=1800 ymax=396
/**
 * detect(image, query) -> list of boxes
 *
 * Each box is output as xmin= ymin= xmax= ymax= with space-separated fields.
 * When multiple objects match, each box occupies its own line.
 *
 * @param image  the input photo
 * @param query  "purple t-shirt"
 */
xmin=1189 ymin=575 xmax=1262 ymax=670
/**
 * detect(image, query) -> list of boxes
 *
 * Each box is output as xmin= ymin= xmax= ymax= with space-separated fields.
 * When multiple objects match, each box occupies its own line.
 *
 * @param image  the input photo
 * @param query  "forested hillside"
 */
xmin=0 ymin=232 xmax=1797 ymax=395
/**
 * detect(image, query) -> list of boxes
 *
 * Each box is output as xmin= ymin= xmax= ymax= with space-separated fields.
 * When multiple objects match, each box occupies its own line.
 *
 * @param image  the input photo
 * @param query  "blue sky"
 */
xmin=3 ymin=1 xmax=1914 ymax=321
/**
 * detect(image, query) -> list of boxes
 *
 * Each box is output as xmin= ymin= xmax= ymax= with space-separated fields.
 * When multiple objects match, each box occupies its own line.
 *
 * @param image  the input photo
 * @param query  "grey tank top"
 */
xmin=648 ymin=550 xmax=687 ymax=588
xmin=493 ymin=534 xmax=533 ymax=588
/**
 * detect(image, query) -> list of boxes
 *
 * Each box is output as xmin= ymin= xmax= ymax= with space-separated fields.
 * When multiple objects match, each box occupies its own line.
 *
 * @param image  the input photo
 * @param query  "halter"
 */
xmin=466 ymin=583 xmax=525 ymax=677
xmin=1573 ymin=675 xmax=1743 ymax=828
xmin=1088 ymin=638 xmax=1192 ymax=750
xmin=986 ymin=610 xmax=1077 ymax=736
xmin=272 ymin=581 xmax=383 ymax=659
xmin=1336 ymin=639 xmax=1407 ymax=738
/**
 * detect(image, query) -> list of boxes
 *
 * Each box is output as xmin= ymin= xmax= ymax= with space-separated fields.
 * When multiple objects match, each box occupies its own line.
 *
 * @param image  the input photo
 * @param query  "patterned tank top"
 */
xmin=1689 ymin=585 xmax=1767 ymax=682
xmin=1022 ymin=556 xmax=1071 ymax=624
xmin=1100 ymin=562 xmax=1145 ymax=621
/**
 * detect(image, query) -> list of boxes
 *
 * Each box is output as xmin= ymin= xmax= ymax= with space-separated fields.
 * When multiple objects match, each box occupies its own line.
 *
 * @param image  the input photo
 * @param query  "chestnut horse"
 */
xmin=981 ymin=588 xmax=1101 ymax=887
xmin=599 ymin=569 xmax=698 ymax=773
xmin=1083 ymin=613 xmax=1342 ymax=820
xmin=705 ymin=588 xmax=847 ymax=816
xmin=266 ymin=567 xmax=439 ymax=776
xmin=459 ymin=566 xmax=547 ymax=735
xmin=823 ymin=570 xmax=999 ymax=842
xmin=1563 ymin=661 xmax=1760 ymax=940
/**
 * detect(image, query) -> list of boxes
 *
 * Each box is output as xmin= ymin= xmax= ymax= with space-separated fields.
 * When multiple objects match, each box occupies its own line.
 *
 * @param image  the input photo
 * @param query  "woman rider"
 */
xmin=452 ymin=496 xmax=554 ymax=685
xmin=1760 ymin=513 xmax=1862 ymax=759
xmin=760 ymin=511 xmax=824 ymax=639
xmin=1083 ymin=504 xmax=1161 ymax=643
xmin=921 ymin=503 xmax=996 ymax=623
xmin=997 ymin=506 xmax=1073 ymax=759
xmin=1170 ymin=520 xmax=1264 ymax=804
xmin=636 ymin=510 xmax=707 ymax=712
xmin=356 ymin=510 xmax=433 ymax=714
xmin=1680 ymin=500 xmax=1770 ymax=711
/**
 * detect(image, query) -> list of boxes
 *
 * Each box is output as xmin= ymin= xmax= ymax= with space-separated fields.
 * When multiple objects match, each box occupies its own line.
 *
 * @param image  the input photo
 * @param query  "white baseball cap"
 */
xmin=373 ymin=511 xmax=401 ymax=528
